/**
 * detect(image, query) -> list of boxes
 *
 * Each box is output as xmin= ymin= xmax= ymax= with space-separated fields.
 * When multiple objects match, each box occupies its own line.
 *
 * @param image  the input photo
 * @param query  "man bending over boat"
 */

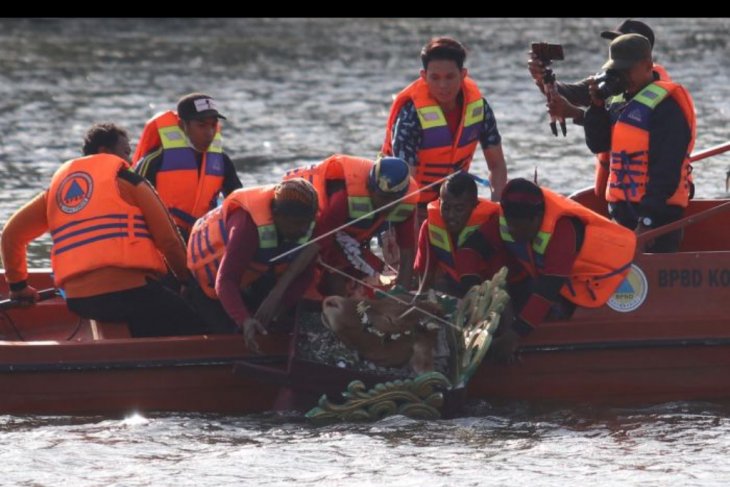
xmin=283 ymin=155 xmax=418 ymax=296
xmin=134 ymin=93 xmax=242 ymax=241
xmin=489 ymin=178 xmax=636 ymax=362
xmin=186 ymin=178 xmax=319 ymax=350
xmin=414 ymin=171 xmax=509 ymax=298
xmin=0 ymin=123 xmax=208 ymax=338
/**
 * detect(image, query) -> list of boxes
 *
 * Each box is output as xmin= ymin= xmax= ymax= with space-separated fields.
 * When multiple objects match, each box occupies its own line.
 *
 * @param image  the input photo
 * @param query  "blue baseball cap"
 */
xmin=368 ymin=157 xmax=410 ymax=197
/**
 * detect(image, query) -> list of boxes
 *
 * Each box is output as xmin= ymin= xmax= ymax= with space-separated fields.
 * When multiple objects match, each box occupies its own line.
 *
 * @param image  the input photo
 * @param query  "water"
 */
xmin=1 ymin=18 xmax=730 ymax=486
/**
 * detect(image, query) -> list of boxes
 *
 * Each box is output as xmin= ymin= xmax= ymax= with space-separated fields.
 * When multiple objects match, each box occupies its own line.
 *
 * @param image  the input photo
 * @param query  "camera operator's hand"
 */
xmin=547 ymin=92 xmax=583 ymax=122
xmin=587 ymin=77 xmax=605 ymax=108
xmin=527 ymin=51 xmax=546 ymax=93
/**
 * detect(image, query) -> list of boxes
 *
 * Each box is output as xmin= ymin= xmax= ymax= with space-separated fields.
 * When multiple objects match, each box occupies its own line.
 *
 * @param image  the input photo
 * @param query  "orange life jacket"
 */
xmin=187 ymin=186 xmax=314 ymax=299
xmin=593 ymin=65 xmax=676 ymax=197
xmin=284 ymin=154 xmax=418 ymax=243
xmin=381 ymin=77 xmax=486 ymax=203
xmin=499 ymin=188 xmax=636 ymax=308
xmin=427 ymin=198 xmax=500 ymax=282
xmin=47 ymin=154 xmax=167 ymax=288
xmin=606 ymin=81 xmax=696 ymax=207
xmin=133 ymin=110 xmax=225 ymax=232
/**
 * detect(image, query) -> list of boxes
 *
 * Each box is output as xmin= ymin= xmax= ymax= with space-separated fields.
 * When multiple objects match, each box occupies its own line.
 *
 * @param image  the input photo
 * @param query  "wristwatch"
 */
xmin=641 ymin=216 xmax=653 ymax=227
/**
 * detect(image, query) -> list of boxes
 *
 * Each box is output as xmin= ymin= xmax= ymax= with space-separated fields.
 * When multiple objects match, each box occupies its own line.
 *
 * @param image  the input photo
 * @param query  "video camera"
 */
xmin=594 ymin=70 xmax=626 ymax=100
xmin=531 ymin=42 xmax=564 ymax=63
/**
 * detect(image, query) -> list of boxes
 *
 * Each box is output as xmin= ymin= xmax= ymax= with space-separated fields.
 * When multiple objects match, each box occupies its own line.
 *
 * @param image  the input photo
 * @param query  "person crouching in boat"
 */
xmin=489 ymin=178 xmax=637 ymax=362
xmin=283 ymin=155 xmax=418 ymax=296
xmin=415 ymin=171 xmax=509 ymax=299
xmin=0 ymin=123 xmax=208 ymax=338
xmin=186 ymin=179 xmax=319 ymax=351
xmin=133 ymin=93 xmax=243 ymax=241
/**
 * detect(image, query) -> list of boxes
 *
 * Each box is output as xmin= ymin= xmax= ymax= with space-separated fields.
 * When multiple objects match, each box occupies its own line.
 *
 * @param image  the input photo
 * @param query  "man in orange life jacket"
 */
xmin=528 ymin=20 xmax=674 ymax=198
xmin=414 ymin=171 xmax=507 ymax=299
xmin=528 ymin=19 xmax=670 ymax=126
xmin=1 ymin=123 xmax=207 ymax=338
xmin=134 ymin=92 xmax=242 ymax=241
xmin=186 ymin=179 xmax=319 ymax=350
xmin=583 ymin=34 xmax=696 ymax=252
xmin=489 ymin=178 xmax=636 ymax=362
xmin=381 ymin=36 xmax=508 ymax=207
xmin=284 ymin=155 xmax=418 ymax=296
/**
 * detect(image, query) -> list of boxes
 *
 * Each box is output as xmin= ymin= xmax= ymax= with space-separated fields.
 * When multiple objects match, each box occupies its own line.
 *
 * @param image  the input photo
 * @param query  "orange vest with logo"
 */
xmin=593 ymin=65 xmax=676 ymax=197
xmin=381 ymin=77 xmax=486 ymax=203
xmin=606 ymin=81 xmax=696 ymax=207
xmin=284 ymin=154 xmax=418 ymax=242
xmin=499 ymin=188 xmax=636 ymax=308
xmin=187 ymin=186 xmax=313 ymax=299
xmin=133 ymin=110 xmax=225 ymax=232
xmin=426 ymin=198 xmax=500 ymax=282
xmin=47 ymin=154 xmax=167 ymax=288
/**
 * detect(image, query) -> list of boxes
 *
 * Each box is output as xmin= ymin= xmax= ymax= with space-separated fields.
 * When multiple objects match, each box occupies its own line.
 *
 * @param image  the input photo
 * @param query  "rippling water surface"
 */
xmin=1 ymin=18 xmax=730 ymax=486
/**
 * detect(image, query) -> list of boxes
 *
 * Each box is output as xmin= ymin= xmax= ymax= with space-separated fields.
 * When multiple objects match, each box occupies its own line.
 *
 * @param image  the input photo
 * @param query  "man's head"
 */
xmin=367 ymin=156 xmax=411 ymax=210
xmin=271 ymin=178 xmax=319 ymax=242
xmin=601 ymin=19 xmax=655 ymax=48
xmin=500 ymin=178 xmax=545 ymax=243
xmin=602 ymin=34 xmax=654 ymax=95
xmin=176 ymin=92 xmax=227 ymax=153
xmin=439 ymin=172 xmax=478 ymax=235
xmin=420 ymin=37 xmax=467 ymax=107
xmin=82 ymin=123 xmax=131 ymax=162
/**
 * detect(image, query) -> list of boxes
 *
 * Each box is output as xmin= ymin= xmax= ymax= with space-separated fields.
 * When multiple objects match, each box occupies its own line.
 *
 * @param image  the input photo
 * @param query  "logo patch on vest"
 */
xmin=606 ymin=264 xmax=648 ymax=313
xmin=627 ymin=109 xmax=644 ymax=123
xmin=56 ymin=171 xmax=93 ymax=214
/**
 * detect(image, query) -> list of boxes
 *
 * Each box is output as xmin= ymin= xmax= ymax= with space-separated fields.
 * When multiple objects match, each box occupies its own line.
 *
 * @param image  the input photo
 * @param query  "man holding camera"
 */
xmin=583 ymin=34 xmax=696 ymax=253
xmin=528 ymin=19 xmax=670 ymax=125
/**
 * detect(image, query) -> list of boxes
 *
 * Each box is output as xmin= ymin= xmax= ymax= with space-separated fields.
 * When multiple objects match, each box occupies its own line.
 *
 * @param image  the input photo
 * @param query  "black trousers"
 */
xmin=66 ymin=278 xmax=208 ymax=338
xmin=609 ymin=201 xmax=684 ymax=253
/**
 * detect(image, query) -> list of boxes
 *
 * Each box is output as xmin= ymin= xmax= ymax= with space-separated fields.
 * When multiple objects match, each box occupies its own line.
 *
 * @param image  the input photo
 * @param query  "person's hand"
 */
xmin=241 ymin=317 xmax=267 ymax=354
xmin=488 ymin=326 xmax=521 ymax=364
xmin=10 ymin=285 xmax=40 ymax=308
xmin=527 ymin=51 xmax=546 ymax=88
xmin=547 ymin=92 xmax=583 ymax=121
xmin=587 ymin=77 xmax=605 ymax=108
xmin=253 ymin=289 xmax=283 ymax=327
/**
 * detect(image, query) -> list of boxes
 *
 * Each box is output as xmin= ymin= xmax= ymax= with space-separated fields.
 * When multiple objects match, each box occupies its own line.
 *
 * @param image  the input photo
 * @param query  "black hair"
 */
xmin=82 ymin=123 xmax=128 ymax=156
xmin=443 ymin=172 xmax=478 ymax=200
xmin=500 ymin=178 xmax=545 ymax=219
xmin=421 ymin=37 xmax=467 ymax=70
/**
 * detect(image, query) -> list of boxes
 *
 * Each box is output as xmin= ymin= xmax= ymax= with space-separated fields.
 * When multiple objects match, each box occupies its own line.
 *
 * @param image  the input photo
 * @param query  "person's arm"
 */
xmin=513 ymin=217 xmax=580 ymax=335
xmin=215 ymin=209 xmax=258 ymax=327
xmin=583 ymin=105 xmax=613 ymax=154
xmin=118 ymin=169 xmax=190 ymax=282
xmin=0 ymin=191 xmax=49 ymax=301
xmin=133 ymin=145 xmax=163 ymax=187
xmin=221 ymin=153 xmax=243 ymax=196
xmin=390 ymin=101 xmax=422 ymax=170
xmin=478 ymin=99 xmax=507 ymax=201
xmin=456 ymin=214 xmax=507 ymax=296
xmin=394 ymin=211 xmax=416 ymax=288
xmin=555 ymin=78 xmax=593 ymax=108
xmin=641 ymin=97 xmax=692 ymax=222
xmin=413 ymin=219 xmax=435 ymax=286
xmin=313 ymin=189 xmax=349 ymax=258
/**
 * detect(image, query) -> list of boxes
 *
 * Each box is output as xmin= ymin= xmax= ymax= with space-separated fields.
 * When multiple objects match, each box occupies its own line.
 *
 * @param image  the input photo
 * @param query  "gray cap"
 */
xmin=602 ymin=34 xmax=652 ymax=71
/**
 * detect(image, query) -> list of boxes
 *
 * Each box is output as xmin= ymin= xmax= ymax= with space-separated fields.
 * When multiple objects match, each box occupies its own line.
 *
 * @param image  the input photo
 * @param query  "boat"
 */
xmin=1 ymin=186 xmax=729 ymax=418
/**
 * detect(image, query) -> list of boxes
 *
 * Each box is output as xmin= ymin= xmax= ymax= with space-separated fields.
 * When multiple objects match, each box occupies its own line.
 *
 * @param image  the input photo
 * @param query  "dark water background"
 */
xmin=1 ymin=18 xmax=730 ymax=486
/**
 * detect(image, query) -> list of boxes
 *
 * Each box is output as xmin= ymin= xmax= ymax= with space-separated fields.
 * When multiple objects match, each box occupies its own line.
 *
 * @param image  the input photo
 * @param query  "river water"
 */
xmin=1 ymin=18 xmax=730 ymax=486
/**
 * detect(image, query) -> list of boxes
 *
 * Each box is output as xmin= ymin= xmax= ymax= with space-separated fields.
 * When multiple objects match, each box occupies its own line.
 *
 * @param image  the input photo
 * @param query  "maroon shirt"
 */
xmin=215 ymin=208 xmax=313 ymax=326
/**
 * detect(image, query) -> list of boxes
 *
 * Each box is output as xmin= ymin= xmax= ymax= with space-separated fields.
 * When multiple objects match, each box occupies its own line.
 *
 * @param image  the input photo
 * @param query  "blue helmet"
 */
xmin=368 ymin=156 xmax=410 ymax=197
